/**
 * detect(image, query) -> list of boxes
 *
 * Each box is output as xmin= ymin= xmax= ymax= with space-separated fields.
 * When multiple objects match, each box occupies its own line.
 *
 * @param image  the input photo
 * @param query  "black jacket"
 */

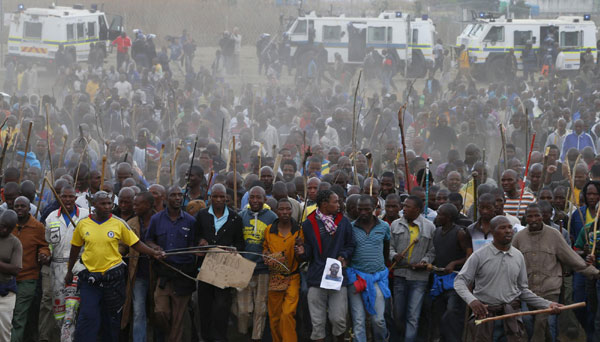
xmin=194 ymin=206 xmax=244 ymax=252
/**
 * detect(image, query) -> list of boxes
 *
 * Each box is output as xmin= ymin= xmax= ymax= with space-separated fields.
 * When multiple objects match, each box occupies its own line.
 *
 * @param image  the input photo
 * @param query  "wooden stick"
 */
xmin=34 ymin=174 xmax=47 ymax=218
xmin=156 ymin=144 xmax=165 ymax=184
xmin=0 ymin=130 xmax=11 ymax=183
xmin=366 ymin=152 xmax=373 ymax=196
xmin=18 ymin=122 xmax=33 ymax=183
xmin=475 ymin=302 xmax=586 ymax=326
xmin=100 ymin=155 xmax=107 ymax=188
xmin=219 ymin=118 xmax=225 ymax=158
xmin=389 ymin=238 xmax=419 ymax=270
xmin=538 ymin=146 xmax=550 ymax=198
xmin=592 ymin=202 xmax=600 ymax=255
xmin=257 ymin=142 xmax=263 ymax=178
xmin=398 ymin=107 xmax=411 ymax=193
xmin=233 ymin=136 xmax=237 ymax=210
xmin=515 ymin=133 xmax=536 ymax=218
xmin=272 ymin=153 xmax=282 ymax=185
xmin=73 ymin=139 xmax=90 ymax=191
xmin=351 ymin=71 xmax=362 ymax=186
xmin=43 ymin=177 xmax=76 ymax=227
xmin=170 ymin=143 xmax=182 ymax=186
xmin=44 ymin=103 xmax=54 ymax=182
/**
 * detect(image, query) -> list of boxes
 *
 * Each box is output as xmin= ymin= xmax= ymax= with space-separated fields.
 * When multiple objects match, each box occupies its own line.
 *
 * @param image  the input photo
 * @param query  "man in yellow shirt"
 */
xmin=64 ymin=191 xmax=164 ymax=341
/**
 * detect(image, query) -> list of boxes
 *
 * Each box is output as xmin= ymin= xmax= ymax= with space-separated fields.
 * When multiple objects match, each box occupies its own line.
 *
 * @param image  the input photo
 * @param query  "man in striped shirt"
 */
xmin=502 ymin=170 xmax=535 ymax=218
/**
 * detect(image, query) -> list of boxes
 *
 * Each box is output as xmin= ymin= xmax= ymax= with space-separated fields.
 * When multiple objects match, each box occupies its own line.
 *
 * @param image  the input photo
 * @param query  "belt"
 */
xmin=51 ymin=257 xmax=69 ymax=263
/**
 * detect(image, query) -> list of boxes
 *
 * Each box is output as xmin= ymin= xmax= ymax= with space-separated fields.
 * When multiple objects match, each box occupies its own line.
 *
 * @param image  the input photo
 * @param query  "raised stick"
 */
xmin=18 ymin=122 xmax=33 ymax=183
xmin=43 ymin=177 xmax=76 ymax=227
xmin=100 ymin=155 xmax=107 ymax=189
xmin=592 ymin=202 xmax=600 ymax=256
xmin=170 ymin=143 xmax=182 ymax=186
xmin=233 ymin=136 xmax=237 ymax=210
xmin=475 ymin=302 xmax=585 ymax=326
xmin=272 ymin=153 xmax=282 ymax=185
xmin=389 ymin=238 xmax=419 ymax=271
xmin=34 ymin=175 xmax=47 ymax=218
xmin=515 ymin=133 xmax=536 ymax=218
xmin=156 ymin=144 xmax=165 ymax=184
xmin=44 ymin=103 xmax=54 ymax=181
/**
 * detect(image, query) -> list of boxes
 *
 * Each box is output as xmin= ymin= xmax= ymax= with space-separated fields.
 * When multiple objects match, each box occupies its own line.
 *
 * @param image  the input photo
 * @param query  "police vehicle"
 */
xmin=5 ymin=4 xmax=123 ymax=65
xmin=457 ymin=13 xmax=597 ymax=79
xmin=285 ymin=11 xmax=437 ymax=77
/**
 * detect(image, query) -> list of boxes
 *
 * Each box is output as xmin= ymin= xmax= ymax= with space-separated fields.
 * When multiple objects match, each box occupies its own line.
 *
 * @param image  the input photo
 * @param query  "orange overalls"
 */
xmin=263 ymin=222 xmax=304 ymax=342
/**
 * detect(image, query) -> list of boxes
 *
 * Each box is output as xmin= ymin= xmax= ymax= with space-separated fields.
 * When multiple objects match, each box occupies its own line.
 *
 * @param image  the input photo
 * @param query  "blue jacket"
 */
xmin=347 ymin=267 xmax=390 ymax=315
xmin=569 ymin=205 xmax=588 ymax=245
xmin=16 ymin=151 xmax=41 ymax=169
xmin=561 ymin=132 xmax=596 ymax=161
xmin=301 ymin=211 xmax=355 ymax=287
xmin=239 ymin=205 xmax=277 ymax=274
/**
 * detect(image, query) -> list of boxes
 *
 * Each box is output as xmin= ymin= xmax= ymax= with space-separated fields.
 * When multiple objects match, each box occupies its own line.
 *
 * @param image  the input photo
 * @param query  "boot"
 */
xmin=335 ymin=334 xmax=346 ymax=342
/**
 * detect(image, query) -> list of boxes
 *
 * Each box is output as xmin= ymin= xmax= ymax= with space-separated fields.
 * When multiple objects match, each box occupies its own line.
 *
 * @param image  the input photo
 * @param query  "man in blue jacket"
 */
xmin=237 ymin=186 xmax=277 ymax=341
xmin=297 ymin=189 xmax=355 ymax=342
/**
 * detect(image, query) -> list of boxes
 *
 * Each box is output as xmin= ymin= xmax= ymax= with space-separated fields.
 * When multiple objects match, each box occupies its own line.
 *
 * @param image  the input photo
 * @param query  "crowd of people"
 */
xmin=1 ymin=17 xmax=600 ymax=342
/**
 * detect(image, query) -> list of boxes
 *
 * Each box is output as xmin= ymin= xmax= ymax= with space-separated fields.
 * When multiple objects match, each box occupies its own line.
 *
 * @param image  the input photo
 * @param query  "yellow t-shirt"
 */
xmin=71 ymin=216 xmax=139 ymax=273
xmin=586 ymin=208 xmax=595 ymax=226
xmin=408 ymin=223 xmax=419 ymax=259
xmin=572 ymin=187 xmax=582 ymax=206
xmin=302 ymin=204 xmax=317 ymax=222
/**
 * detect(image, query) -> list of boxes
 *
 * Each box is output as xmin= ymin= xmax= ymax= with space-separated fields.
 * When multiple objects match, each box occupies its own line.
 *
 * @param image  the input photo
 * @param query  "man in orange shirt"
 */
xmin=112 ymin=32 xmax=132 ymax=71
xmin=11 ymin=196 xmax=50 ymax=342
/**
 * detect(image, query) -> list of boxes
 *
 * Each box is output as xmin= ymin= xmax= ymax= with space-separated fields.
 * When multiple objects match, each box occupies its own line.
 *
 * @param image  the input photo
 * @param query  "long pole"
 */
xmin=233 ymin=136 xmax=237 ymax=210
xmin=515 ymin=133 xmax=536 ymax=218
xmin=219 ymin=118 xmax=225 ymax=158
xmin=475 ymin=303 xmax=585 ymax=326
xmin=424 ymin=158 xmax=431 ymax=213
xmin=18 ymin=122 xmax=33 ymax=183
xmin=44 ymin=177 xmax=76 ymax=227
xmin=351 ymin=71 xmax=362 ymax=186
xmin=398 ymin=106 xmax=411 ymax=193
xmin=44 ymin=103 xmax=54 ymax=182
xmin=156 ymin=144 xmax=165 ymax=184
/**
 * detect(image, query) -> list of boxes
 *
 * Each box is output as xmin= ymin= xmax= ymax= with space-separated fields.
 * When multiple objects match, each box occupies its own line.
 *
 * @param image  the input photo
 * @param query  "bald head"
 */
xmin=490 ymin=215 xmax=510 ymax=231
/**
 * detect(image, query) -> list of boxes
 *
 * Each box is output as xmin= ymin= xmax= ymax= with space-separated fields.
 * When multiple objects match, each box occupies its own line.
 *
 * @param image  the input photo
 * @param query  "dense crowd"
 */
xmin=0 ymin=23 xmax=600 ymax=342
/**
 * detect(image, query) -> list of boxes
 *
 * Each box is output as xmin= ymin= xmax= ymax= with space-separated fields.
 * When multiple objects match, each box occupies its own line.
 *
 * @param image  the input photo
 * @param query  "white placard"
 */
xmin=320 ymin=257 xmax=343 ymax=291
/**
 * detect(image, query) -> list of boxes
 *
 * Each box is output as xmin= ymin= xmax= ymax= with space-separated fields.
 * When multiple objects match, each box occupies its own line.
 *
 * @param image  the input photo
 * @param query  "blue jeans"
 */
xmin=74 ymin=279 xmax=124 ymax=342
xmin=521 ymin=297 xmax=558 ymax=342
xmin=393 ymin=277 xmax=427 ymax=342
xmin=132 ymin=278 xmax=149 ymax=342
xmin=348 ymin=283 xmax=387 ymax=342
xmin=431 ymin=289 xmax=465 ymax=342
xmin=574 ymin=272 xmax=595 ymax=342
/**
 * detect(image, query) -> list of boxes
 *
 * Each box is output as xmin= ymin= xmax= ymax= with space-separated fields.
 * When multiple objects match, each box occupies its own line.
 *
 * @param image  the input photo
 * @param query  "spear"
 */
xmin=366 ymin=152 xmax=374 ymax=196
xmin=18 ymin=121 xmax=33 ymax=183
xmin=424 ymin=158 xmax=432 ymax=214
xmin=398 ymin=106 xmax=411 ymax=193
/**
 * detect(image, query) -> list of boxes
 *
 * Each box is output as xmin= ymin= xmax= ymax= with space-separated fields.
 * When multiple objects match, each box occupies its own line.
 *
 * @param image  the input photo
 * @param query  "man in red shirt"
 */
xmin=112 ymin=32 xmax=131 ymax=71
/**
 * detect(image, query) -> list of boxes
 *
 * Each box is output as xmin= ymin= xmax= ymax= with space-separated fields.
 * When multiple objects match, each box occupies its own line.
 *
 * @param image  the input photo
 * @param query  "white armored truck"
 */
xmin=5 ymin=4 xmax=123 ymax=65
xmin=285 ymin=11 xmax=437 ymax=77
xmin=456 ymin=14 xmax=597 ymax=79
